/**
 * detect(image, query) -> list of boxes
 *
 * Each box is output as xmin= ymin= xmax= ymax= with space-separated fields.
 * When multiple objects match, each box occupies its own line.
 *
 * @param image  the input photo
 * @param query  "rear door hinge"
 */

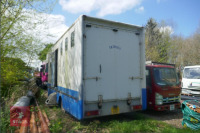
xmin=129 ymin=76 xmax=142 ymax=80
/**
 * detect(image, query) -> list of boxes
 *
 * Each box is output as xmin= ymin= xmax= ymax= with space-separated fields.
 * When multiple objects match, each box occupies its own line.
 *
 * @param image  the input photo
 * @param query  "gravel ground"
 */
xmin=141 ymin=109 xmax=183 ymax=128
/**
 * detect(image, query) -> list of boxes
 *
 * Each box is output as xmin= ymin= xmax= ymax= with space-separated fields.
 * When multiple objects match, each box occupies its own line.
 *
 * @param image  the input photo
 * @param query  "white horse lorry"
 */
xmin=46 ymin=15 xmax=146 ymax=120
xmin=182 ymin=65 xmax=200 ymax=95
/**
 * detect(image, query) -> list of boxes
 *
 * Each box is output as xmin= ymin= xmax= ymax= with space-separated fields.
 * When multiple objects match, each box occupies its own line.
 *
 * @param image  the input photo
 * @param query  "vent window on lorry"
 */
xmin=71 ymin=31 xmax=75 ymax=48
xmin=65 ymin=37 xmax=68 ymax=51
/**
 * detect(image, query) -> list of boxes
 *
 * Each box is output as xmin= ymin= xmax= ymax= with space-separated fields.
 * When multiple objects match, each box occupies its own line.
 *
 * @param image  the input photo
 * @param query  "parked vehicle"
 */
xmin=40 ymin=62 xmax=48 ymax=89
xmin=46 ymin=15 xmax=146 ymax=120
xmin=146 ymin=61 xmax=181 ymax=111
xmin=182 ymin=65 xmax=200 ymax=95
xmin=35 ymin=62 xmax=48 ymax=89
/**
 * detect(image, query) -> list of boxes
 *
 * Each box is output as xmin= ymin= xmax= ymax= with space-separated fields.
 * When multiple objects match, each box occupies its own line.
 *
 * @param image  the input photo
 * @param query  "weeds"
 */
xmin=49 ymin=119 xmax=63 ymax=133
xmin=37 ymin=88 xmax=198 ymax=133
xmin=0 ymin=106 xmax=17 ymax=132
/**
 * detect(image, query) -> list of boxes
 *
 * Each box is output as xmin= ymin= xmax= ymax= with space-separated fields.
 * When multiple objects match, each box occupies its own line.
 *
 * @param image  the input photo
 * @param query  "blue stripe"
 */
xmin=142 ymin=88 xmax=147 ymax=110
xmin=47 ymin=83 xmax=83 ymax=120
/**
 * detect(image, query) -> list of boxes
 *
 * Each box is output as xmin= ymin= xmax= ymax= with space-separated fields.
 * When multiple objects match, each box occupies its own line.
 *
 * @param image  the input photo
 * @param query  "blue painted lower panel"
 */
xmin=47 ymin=84 xmax=83 ymax=120
xmin=142 ymin=88 xmax=147 ymax=110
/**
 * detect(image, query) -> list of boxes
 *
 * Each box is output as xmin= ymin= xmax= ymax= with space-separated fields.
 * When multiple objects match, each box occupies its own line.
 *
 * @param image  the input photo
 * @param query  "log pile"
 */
xmin=14 ymin=103 xmax=50 ymax=133
xmin=13 ymin=78 xmax=51 ymax=133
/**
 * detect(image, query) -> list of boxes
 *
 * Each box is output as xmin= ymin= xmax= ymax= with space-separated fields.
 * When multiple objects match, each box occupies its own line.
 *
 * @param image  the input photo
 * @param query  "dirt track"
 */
xmin=141 ymin=109 xmax=183 ymax=128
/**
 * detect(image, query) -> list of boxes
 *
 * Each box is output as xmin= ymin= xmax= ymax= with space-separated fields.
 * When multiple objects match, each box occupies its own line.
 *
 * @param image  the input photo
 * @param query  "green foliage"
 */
xmin=50 ymin=119 xmax=63 ymax=133
xmin=70 ymin=113 xmax=195 ymax=133
xmin=0 ymin=0 xmax=56 ymax=98
xmin=169 ymin=25 xmax=200 ymax=66
xmin=145 ymin=18 xmax=171 ymax=63
xmin=145 ymin=18 xmax=200 ymax=66
xmin=38 ymin=43 xmax=53 ymax=61
xmin=37 ymin=90 xmax=196 ymax=133
xmin=0 ymin=57 xmax=31 ymax=97
xmin=0 ymin=106 xmax=17 ymax=133
xmin=0 ymin=83 xmax=29 ymax=133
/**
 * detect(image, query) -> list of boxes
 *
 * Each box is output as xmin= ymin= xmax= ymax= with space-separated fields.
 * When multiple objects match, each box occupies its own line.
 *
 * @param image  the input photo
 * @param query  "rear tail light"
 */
xmin=133 ymin=105 xmax=142 ymax=110
xmin=85 ymin=110 xmax=99 ymax=116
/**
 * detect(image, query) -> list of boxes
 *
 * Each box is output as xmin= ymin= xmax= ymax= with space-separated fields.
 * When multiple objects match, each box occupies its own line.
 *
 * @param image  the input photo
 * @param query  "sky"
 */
xmin=44 ymin=0 xmax=200 ymax=42
xmin=30 ymin=0 xmax=200 ymax=67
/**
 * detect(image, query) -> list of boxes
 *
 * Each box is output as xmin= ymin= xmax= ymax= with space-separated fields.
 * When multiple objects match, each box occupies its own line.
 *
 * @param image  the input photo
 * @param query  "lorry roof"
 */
xmin=83 ymin=15 xmax=143 ymax=29
xmin=53 ymin=15 xmax=143 ymax=48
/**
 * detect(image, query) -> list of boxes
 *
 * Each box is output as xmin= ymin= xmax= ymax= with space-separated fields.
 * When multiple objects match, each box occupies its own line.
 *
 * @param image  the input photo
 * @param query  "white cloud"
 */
xmin=135 ymin=6 xmax=144 ymax=13
xmin=38 ymin=14 xmax=68 ymax=43
xmin=16 ymin=10 xmax=68 ymax=67
xmin=23 ymin=11 xmax=68 ymax=43
xmin=159 ymin=26 xmax=174 ymax=34
xmin=59 ymin=0 xmax=142 ymax=17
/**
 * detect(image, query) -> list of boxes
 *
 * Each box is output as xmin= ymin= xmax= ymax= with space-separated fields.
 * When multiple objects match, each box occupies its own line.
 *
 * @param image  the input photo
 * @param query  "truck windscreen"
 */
xmin=184 ymin=67 xmax=200 ymax=79
xmin=153 ymin=68 xmax=179 ymax=86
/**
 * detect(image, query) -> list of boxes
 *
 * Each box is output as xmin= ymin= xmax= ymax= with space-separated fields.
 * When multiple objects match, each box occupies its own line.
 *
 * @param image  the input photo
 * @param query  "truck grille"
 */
xmin=163 ymin=96 xmax=179 ymax=104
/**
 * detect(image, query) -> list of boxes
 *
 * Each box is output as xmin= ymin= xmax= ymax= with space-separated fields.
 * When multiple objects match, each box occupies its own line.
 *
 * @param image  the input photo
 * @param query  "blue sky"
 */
xmin=50 ymin=0 xmax=200 ymax=38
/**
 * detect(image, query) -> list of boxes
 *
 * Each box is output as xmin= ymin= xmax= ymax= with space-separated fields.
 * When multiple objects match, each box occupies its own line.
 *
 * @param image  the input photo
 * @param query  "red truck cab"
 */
xmin=146 ymin=61 xmax=181 ymax=111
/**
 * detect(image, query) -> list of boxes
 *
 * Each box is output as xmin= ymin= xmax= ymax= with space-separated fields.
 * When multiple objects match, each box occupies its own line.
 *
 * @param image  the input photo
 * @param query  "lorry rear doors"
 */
xmin=83 ymin=23 xmax=142 ymax=103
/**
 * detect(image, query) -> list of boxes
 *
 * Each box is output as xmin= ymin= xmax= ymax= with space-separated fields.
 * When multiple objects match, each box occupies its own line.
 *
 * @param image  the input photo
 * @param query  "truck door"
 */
xmin=146 ymin=67 xmax=152 ymax=107
xmin=84 ymin=24 xmax=141 ymax=103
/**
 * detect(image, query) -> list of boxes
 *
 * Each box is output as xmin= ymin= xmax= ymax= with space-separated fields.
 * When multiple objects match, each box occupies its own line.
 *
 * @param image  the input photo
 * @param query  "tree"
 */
xmin=38 ymin=43 xmax=53 ymax=61
xmin=182 ymin=26 xmax=200 ymax=65
xmin=145 ymin=18 xmax=171 ymax=63
xmin=145 ymin=18 xmax=162 ymax=61
xmin=167 ymin=23 xmax=200 ymax=67
xmin=0 ymin=0 xmax=56 ymax=97
xmin=1 ymin=0 xmax=56 ymax=59
xmin=169 ymin=35 xmax=184 ymax=66
xmin=1 ymin=58 xmax=32 ymax=97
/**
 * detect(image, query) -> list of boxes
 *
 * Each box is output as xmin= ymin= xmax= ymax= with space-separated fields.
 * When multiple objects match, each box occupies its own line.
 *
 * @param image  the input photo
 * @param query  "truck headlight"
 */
xmin=155 ymin=93 xmax=163 ymax=105
xmin=155 ymin=93 xmax=163 ymax=99
xmin=155 ymin=100 xmax=163 ymax=105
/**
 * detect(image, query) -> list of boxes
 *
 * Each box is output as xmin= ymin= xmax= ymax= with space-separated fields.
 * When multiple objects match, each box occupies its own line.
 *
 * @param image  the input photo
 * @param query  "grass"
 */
xmin=38 ymin=89 xmax=198 ymax=133
xmin=0 ymin=82 xmax=198 ymax=133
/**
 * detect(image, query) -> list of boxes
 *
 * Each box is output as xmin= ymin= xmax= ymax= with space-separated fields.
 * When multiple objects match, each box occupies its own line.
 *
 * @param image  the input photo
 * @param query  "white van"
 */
xmin=182 ymin=65 xmax=200 ymax=95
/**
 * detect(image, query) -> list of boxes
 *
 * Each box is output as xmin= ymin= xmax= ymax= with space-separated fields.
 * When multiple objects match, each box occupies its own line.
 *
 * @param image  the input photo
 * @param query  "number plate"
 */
xmin=111 ymin=106 xmax=119 ymax=114
xmin=170 ymin=104 xmax=175 ymax=111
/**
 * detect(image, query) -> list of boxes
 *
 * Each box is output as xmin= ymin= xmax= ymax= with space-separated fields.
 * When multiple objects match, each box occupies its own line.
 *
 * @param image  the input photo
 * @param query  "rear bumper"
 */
xmin=154 ymin=102 xmax=181 ymax=111
xmin=84 ymin=99 xmax=142 ymax=119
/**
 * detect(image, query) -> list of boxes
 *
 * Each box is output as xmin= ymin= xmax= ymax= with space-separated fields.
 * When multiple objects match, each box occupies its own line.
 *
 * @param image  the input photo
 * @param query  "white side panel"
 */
xmin=48 ymin=17 xmax=83 ymax=98
xmin=84 ymin=23 xmax=143 ymax=102
xmin=61 ymin=19 xmax=82 ymax=94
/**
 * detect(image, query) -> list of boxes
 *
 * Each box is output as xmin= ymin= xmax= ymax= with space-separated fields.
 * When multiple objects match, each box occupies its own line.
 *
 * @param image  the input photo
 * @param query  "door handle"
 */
xmin=100 ymin=64 xmax=102 ymax=73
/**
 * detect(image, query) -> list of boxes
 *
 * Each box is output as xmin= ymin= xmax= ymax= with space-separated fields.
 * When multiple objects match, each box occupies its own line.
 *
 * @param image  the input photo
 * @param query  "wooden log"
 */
xmin=30 ymin=112 xmax=38 ymax=133
xmin=37 ymin=107 xmax=50 ymax=133
xmin=42 ymin=110 xmax=50 ymax=126
xmin=19 ymin=119 xmax=28 ymax=133
xmin=37 ymin=121 xmax=42 ymax=133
